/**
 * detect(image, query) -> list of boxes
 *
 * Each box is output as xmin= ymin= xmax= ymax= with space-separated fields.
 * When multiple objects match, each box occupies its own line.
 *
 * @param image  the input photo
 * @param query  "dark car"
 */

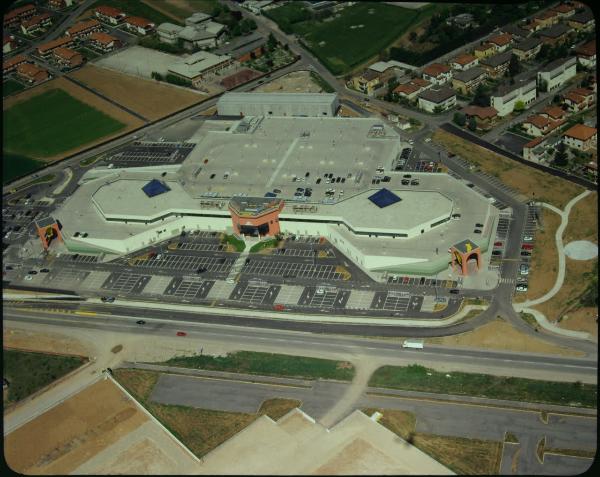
xmin=449 ymin=289 xmax=460 ymax=294
xmin=382 ymin=176 xmax=391 ymax=182
xmin=341 ymin=177 xmax=346 ymax=183
xmin=410 ymin=179 xmax=419 ymax=185
xmin=273 ymin=188 xmax=282 ymax=193
xmin=197 ymin=267 xmax=207 ymax=273
xmin=492 ymin=250 xmax=502 ymax=256
xmin=403 ymin=174 xmax=412 ymax=178
xmin=466 ymin=183 xmax=474 ymax=188
xmin=520 ymin=251 xmax=531 ymax=256
xmin=305 ymin=172 xmax=310 ymax=177
xmin=316 ymin=178 xmax=321 ymax=184
xmin=136 ymin=320 xmax=146 ymax=325
xmin=336 ymin=177 xmax=341 ymax=183
xmin=475 ymin=223 xmax=484 ymax=228
xmin=210 ymin=173 xmax=216 ymax=179
xmin=401 ymin=179 xmax=410 ymax=185
xmin=5 ymin=265 xmax=13 ymax=270
xmin=28 ymin=270 xmax=37 ymax=275
xmin=474 ymin=229 xmax=482 ymax=234
xmin=40 ymin=268 xmax=50 ymax=273
xmin=101 ymin=296 xmax=115 ymax=303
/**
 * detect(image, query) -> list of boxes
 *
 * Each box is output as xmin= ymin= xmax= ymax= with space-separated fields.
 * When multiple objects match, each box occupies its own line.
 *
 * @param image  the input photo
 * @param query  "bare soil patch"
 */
xmin=258 ymin=398 xmax=301 ymax=421
xmin=4 ymin=379 xmax=148 ymax=474
xmin=254 ymin=70 xmax=324 ymax=93
xmin=514 ymin=209 xmax=561 ymax=303
xmin=426 ymin=317 xmax=584 ymax=356
xmin=432 ymin=129 xmax=584 ymax=209
xmin=3 ymin=76 xmax=143 ymax=162
xmin=69 ymin=64 xmax=203 ymax=121
xmin=3 ymin=327 xmax=91 ymax=357
xmin=564 ymin=192 xmax=598 ymax=244
xmin=142 ymin=0 xmax=185 ymax=22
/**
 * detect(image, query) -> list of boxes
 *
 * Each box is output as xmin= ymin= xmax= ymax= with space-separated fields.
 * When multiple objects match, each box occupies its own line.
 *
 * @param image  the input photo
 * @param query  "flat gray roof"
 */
xmin=218 ymin=92 xmax=338 ymax=106
xmin=453 ymin=66 xmax=486 ymax=83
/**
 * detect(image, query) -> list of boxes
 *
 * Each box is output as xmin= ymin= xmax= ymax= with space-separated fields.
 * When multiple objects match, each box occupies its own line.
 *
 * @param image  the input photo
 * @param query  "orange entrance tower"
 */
xmin=35 ymin=216 xmax=63 ymax=250
xmin=228 ymin=197 xmax=284 ymax=237
xmin=450 ymin=239 xmax=482 ymax=276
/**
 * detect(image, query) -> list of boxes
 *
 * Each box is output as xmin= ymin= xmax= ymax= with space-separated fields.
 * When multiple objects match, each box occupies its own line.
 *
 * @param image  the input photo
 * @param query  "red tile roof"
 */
xmin=3 ymin=34 xmax=15 ymax=45
xmin=536 ymin=10 xmax=559 ymax=21
xmin=125 ymin=16 xmax=154 ymax=28
xmin=575 ymin=41 xmax=596 ymax=57
xmin=461 ymin=105 xmax=498 ymax=120
xmin=95 ymin=5 xmax=124 ymax=18
xmin=21 ymin=12 xmax=52 ymax=28
xmin=423 ymin=63 xmax=450 ymax=77
xmin=541 ymin=106 xmax=566 ymax=119
xmin=3 ymin=54 xmax=27 ymax=70
xmin=564 ymin=124 xmax=597 ymax=141
xmin=38 ymin=36 xmax=73 ymax=53
xmin=489 ymin=33 xmax=512 ymax=47
xmin=564 ymin=91 xmax=586 ymax=104
xmin=453 ymin=54 xmax=477 ymax=66
xmin=524 ymin=136 xmax=544 ymax=149
xmin=4 ymin=4 xmax=36 ymax=21
xmin=552 ymin=3 xmax=576 ymax=14
xmin=394 ymin=83 xmax=420 ymax=95
xmin=524 ymin=114 xmax=551 ymax=129
xmin=17 ymin=62 xmax=48 ymax=78
xmin=67 ymin=19 xmax=100 ymax=36
xmin=474 ymin=42 xmax=494 ymax=52
xmin=53 ymin=46 xmax=79 ymax=60
xmin=411 ymin=78 xmax=430 ymax=87
xmin=89 ymin=31 xmax=118 ymax=45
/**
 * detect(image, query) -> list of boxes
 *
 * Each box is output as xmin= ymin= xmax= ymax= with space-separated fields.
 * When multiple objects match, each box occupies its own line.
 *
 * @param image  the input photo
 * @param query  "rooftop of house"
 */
xmin=422 ymin=63 xmax=451 ymax=77
xmin=453 ymin=66 xmax=486 ymax=83
xmin=563 ymin=123 xmax=597 ymax=140
xmin=461 ymin=105 xmax=498 ymax=119
xmin=418 ymin=86 xmax=456 ymax=103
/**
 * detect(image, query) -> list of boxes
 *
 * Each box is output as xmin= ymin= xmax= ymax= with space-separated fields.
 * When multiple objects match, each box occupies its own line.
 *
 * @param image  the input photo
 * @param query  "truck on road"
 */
xmin=402 ymin=339 xmax=424 ymax=349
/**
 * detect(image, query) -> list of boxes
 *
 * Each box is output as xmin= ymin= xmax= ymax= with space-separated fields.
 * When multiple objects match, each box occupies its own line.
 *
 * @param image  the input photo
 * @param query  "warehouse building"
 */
xmin=167 ymin=50 xmax=232 ymax=86
xmin=217 ymin=92 xmax=340 ymax=117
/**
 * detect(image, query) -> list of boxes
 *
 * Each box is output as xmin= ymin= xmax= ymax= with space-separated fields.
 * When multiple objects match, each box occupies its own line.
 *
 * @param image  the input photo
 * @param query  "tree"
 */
xmin=539 ymin=43 xmax=550 ymax=59
xmin=508 ymin=54 xmax=521 ymax=77
xmin=468 ymin=116 xmax=477 ymax=131
xmin=267 ymin=32 xmax=277 ymax=50
xmin=513 ymin=100 xmax=525 ymax=112
xmin=553 ymin=141 xmax=568 ymax=167
xmin=212 ymin=4 xmax=222 ymax=17
xmin=409 ymin=31 xmax=417 ymax=42
xmin=453 ymin=112 xmax=466 ymax=127
xmin=552 ymin=94 xmax=561 ymax=104
xmin=472 ymin=84 xmax=489 ymax=107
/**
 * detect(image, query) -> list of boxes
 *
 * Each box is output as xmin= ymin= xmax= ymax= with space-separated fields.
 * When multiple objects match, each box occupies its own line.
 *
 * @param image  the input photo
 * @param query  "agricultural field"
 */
xmin=88 ymin=0 xmax=178 ymax=25
xmin=3 ymin=79 xmax=25 ymax=97
xmin=3 ymin=152 xmax=44 ymax=184
xmin=265 ymin=2 xmax=439 ymax=75
xmin=3 ymin=349 xmax=86 ymax=405
xmin=4 ymin=89 xmax=125 ymax=159
xmin=69 ymin=65 xmax=203 ymax=121
xmin=142 ymin=0 xmax=217 ymax=22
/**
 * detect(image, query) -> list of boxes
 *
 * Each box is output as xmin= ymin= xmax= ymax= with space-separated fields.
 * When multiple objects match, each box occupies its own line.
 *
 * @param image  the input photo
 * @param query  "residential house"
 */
xmin=233 ymin=35 xmax=267 ymax=62
xmin=16 ymin=62 xmax=49 ymax=84
xmin=563 ymin=124 xmax=597 ymax=151
xmin=422 ymin=63 xmax=452 ymax=86
xmin=512 ymin=37 xmax=543 ymax=61
xmin=490 ymin=74 xmax=537 ymax=116
xmin=479 ymin=50 xmax=512 ymax=78
xmin=242 ymin=1 xmax=275 ymax=15
xmin=167 ymin=50 xmax=233 ymax=87
xmin=473 ymin=42 xmax=495 ymax=59
xmin=522 ymin=136 xmax=547 ymax=161
xmin=537 ymin=56 xmax=577 ymax=92
xmin=352 ymin=69 xmax=382 ymax=96
xmin=567 ymin=10 xmax=594 ymax=31
xmin=3 ymin=34 xmax=17 ymax=54
xmin=532 ymin=9 xmax=560 ymax=29
xmin=66 ymin=19 xmax=102 ymax=39
xmin=446 ymin=13 xmax=476 ymax=29
xmin=538 ymin=23 xmax=571 ymax=46
xmin=450 ymin=54 xmax=479 ymax=71
xmin=393 ymin=78 xmax=431 ymax=101
xmin=583 ymin=161 xmax=597 ymax=178
xmin=575 ymin=41 xmax=596 ymax=69
xmin=417 ymin=86 xmax=456 ymax=113
xmin=540 ymin=105 xmax=567 ymax=121
xmin=522 ymin=114 xmax=564 ymax=137
xmin=461 ymin=105 xmax=499 ymax=131
xmin=367 ymin=60 xmax=408 ymax=83
xmin=48 ymin=0 xmax=74 ymax=9
xmin=551 ymin=3 xmax=577 ymax=18
xmin=4 ymin=4 xmax=36 ymax=29
xmin=88 ymin=31 xmax=121 ymax=52
xmin=500 ymin=24 xmax=530 ymax=39
xmin=451 ymin=67 xmax=487 ymax=95
xmin=53 ymin=46 xmax=84 ymax=69
xmin=177 ymin=21 xmax=226 ymax=50
xmin=3 ymin=54 xmax=27 ymax=75
xmin=20 ymin=13 xmax=53 ymax=35
xmin=488 ymin=33 xmax=513 ymax=53
xmin=563 ymin=87 xmax=596 ymax=112
xmin=37 ymin=36 xmax=74 ymax=57
xmin=157 ymin=23 xmax=184 ymax=44
xmin=94 ymin=5 xmax=126 ymax=25
xmin=124 ymin=16 xmax=155 ymax=35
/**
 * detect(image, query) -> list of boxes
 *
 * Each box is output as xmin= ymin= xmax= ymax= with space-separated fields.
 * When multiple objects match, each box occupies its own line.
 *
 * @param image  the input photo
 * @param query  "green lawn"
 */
xmin=3 ymin=79 xmax=25 ymax=97
xmin=266 ymin=2 xmax=439 ymax=75
xmin=369 ymin=364 xmax=597 ymax=408
xmin=157 ymin=351 xmax=356 ymax=381
xmin=3 ymin=349 xmax=86 ymax=404
xmin=3 ymin=89 xmax=125 ymax=158
xmin=2 ymin=152 xmax=44 ymax=185
xmin=88 ymin=0 xmax=180 ymax=25
xmin=222 ymin=234 xmax=246 ymax=252
xmin=249 ymin=238 xmax=278 ymax=253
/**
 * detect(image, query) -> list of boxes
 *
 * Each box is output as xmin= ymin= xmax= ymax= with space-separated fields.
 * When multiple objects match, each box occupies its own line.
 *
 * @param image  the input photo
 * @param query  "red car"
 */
xmin=522 ymin=244 xmax=534 ymax=250
xmin=273 ymin=304 xmax=285 ymax=311
xmin=494 ymin=241 xmax=503 ymax=247
xmin=176 ymin=331 xmax=187 ymax=337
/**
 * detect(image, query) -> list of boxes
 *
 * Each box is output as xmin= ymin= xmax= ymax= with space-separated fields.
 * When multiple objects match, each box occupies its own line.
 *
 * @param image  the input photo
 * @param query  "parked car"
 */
xmin=136 ymin=320 xmax=146 ymax=325
xmin=401 ymin=179 xmax=410 ymax=185
xmin=449 ymin=289 xmax=460 ymax=294
xmin=176 ymin=331 xmax=187 ymax=337
xmin=522 ymin=244 xmax=534 ymax=250
xmin=475 ymin=223 xmax=484 ymax=228
xmin=451 ymin=213 xmax=461 ymax=219
xmin=24 ymin=275 xmax=33 ymax=281
xmin=403 ymin=174 xmax=412 ymax=178
xmin=494 ymin=241 xmax=503 ymax=247
xmin=523 ymin=235 xmax=534 ymax=242
xmin=28 ymin=270 xmax=37 ymax=275
xmin=492 ymin=250 xmax=502 ymax=256
xmin=101 ymin=296 xmax=115 ymax=303
xmin=410 ymin=179 xmax=419 ymax=185
xmin=516 ymin=284 xmax=528 ymax=292
xmin=40 ymin=268 xmax=50 ymax=273
xmin=519 ymin=264 xmax=529 ymax=275
xmin=520 ymin=251 xmax=531 ymax=256
xmin=474 ymin=229 xmax=482 ymax=234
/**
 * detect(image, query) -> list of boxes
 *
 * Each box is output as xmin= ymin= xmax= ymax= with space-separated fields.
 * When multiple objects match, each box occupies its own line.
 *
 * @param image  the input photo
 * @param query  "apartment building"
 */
xmin=537 ymin=56 xmax=577 ymax=92
xmin=490 ymin=74 xmax=537 ymax=116
xmin=451 ymin=67 xmax=487 ymax=95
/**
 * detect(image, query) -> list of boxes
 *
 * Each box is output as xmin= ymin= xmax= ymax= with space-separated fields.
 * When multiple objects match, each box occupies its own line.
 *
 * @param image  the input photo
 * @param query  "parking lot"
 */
xmin=271 ymin=247 xmax=335 ymax=258
xmin=490 ymin=213 xmax=512 ymax=268
xmin=101 ymin=272 xmax=151 ymax=294
xmin=242 ymin=259 xmax=344 ymax=280
xmin=229 ymin=280 xmax=281 ymax=305
xmin=494 ymin=132 xmax=530 ymax=156
xmin=298 ymin=286 xmax=351 ymax=308
xmin=44 ymin=268 xmax=90 ymax=288
xmin=413 ymin=160 xmax=441 ymax=173
xmin=171 ymin=242 xmax=224 ymax=252
xmin=387 ymin=275 xmax=459 ymax=288
xmin=164 ymin=278 xmax=215 ymax=300
xmin=371 ymin=291 xmax=423 ymax=312
xmin=127 ymin=254 xmax=235 ymax=274
xmin=108 ymin=142 xmax=195 ymax=166
xmin=57 ymin=253 xmax=99 ymax=264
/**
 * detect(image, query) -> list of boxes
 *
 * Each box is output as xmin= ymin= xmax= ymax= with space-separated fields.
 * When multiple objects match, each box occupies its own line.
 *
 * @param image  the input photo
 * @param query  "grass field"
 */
xmin=88 ymin=0 xmax=178 ymax=25
xmin=222 ymin=234 xmax=246 ymax=252
xmin=3 ymin=79 xmax=25 ymax=97
xmin=369 ymin=364 xmax=596 ymax=408
xmin=3 ymin=349 xmax=86 ymax=404
xmin=157 ymin=351 xmax=356 ymax=381
xmin=563 ymin=192 xmax=598 ymax=244
xmin=266 ymin=2 xmax=438 ymax=75
xmin=143 ymin=0 xmax=216 ymax=21
xmin=362 ymin=408 xmax=502 ymax=474
xmin=4 ymin=89 xmax=125 ymax=158
xmin=432 ymin=129 xmax=584 ymax=209
xmin=3 ymin=152 xmax=44 ymax=184
xmin=249 ymin=238 xmax=278 ymax=253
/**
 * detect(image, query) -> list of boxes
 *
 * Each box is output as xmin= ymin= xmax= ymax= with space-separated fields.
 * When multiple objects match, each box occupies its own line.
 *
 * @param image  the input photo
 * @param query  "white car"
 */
xmin=424 ymin=138 xmax=431 ymax=143
xmin=519 ymin=264 xmax=529 ymax=275
xmin=24 ymin=275 xmax=33 ymax=281
xmin=523 ymin=235 xmax=533 ymax=242
xmin=516 ymin=284 xmax=528 ymax=292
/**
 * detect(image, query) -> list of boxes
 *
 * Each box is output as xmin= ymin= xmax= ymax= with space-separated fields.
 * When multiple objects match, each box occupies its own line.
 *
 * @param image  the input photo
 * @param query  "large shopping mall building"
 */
xmin=48 ymin=93 xmax=499 ymax=275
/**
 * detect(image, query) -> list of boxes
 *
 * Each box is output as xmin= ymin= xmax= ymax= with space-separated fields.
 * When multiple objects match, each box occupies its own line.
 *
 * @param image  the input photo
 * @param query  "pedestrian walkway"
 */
xmin=225 ymin=237 xmax=252 ymax=283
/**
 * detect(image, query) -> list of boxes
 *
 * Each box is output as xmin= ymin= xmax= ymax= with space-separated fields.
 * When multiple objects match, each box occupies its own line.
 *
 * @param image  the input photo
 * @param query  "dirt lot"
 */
xmin=535 ymin=257 xmax=598 ymax=338
xmin=432 ymin=129 xmax=585 ymax=209
xmin=69 ymin=64 xmax=204 ymax=121
xmin=426 ymin=316 xmax=584 ymax=356
xmin=4 ymin=379 xmax=149 ymax=474
xmin=563 ymin=192 xmax=598 ymax=244
xmin=3 ymin=76 xmax=143 ymax=161
xmin=3 ymin=327 xmax=91 ymax=357
xmin=514 ymin=209 xmax=561 ymax=303
xmin=253 ymin=70 xmax=325 ymax=93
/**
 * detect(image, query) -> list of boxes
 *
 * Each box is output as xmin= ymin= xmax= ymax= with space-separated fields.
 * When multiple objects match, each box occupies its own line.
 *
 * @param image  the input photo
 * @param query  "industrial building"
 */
xmin=217 ymin=92 xmax=340 ymax=117
xmin=50 ymin=94 xmax=498 ymax=275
